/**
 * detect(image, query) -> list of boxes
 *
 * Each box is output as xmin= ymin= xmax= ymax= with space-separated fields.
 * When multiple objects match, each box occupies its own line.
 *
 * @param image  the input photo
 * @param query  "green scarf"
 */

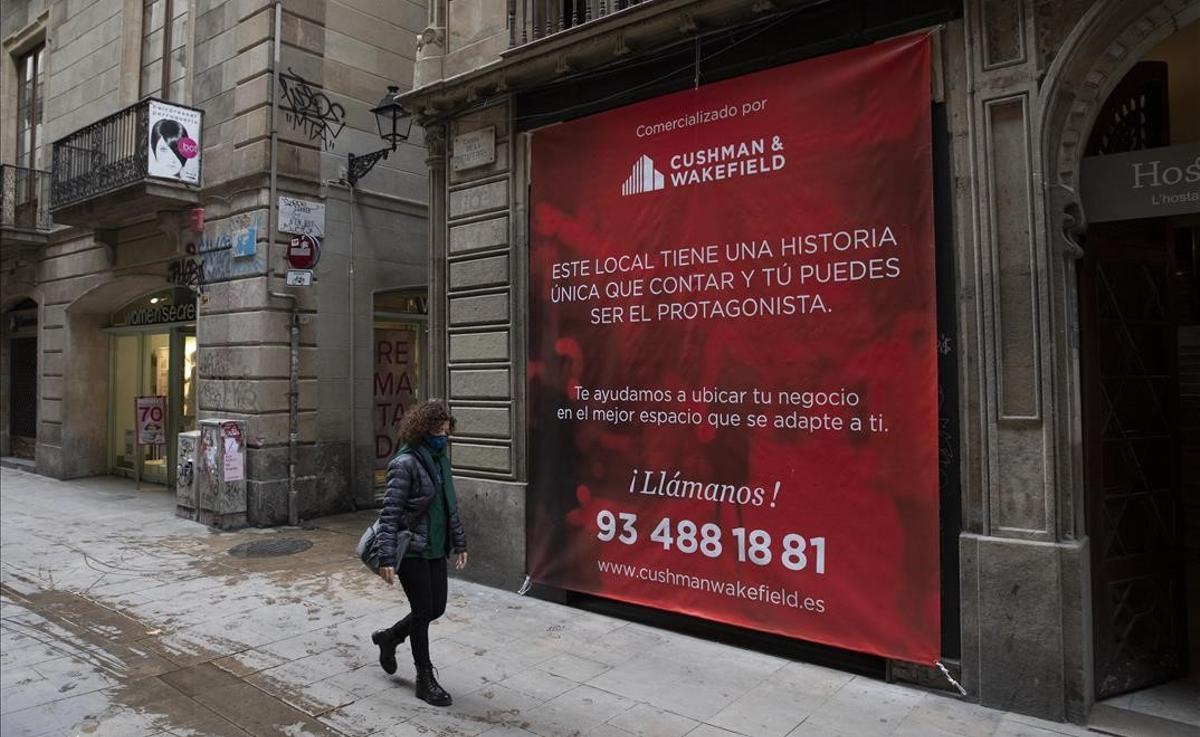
xmin=396 ymin=443 xmax=458 ymax=514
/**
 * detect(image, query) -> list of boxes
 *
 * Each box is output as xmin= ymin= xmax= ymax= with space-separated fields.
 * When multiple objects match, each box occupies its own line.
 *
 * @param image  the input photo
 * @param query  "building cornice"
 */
xmin=398 ymin=0 xmax=831 ymax=124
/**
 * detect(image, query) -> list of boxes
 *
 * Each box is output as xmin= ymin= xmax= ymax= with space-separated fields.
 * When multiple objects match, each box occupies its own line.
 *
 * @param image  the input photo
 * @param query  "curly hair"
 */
xmin=396 ymin=399 xmax=456 ymax=446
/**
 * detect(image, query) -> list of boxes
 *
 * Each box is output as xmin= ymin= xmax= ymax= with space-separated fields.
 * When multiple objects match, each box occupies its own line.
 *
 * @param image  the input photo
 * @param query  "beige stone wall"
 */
xmin=2 ymin=0 xmax=433 ymax=521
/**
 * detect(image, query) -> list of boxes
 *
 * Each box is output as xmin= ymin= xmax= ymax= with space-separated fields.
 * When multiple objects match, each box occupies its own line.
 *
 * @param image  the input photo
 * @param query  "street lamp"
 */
xmin=346 ymin=86 xmax=412 ymax=187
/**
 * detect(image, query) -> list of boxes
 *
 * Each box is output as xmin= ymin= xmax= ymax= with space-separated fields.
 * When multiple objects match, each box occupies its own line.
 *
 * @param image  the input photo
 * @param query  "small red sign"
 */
xmin=286 ymin=234 xmax=320 ymax=269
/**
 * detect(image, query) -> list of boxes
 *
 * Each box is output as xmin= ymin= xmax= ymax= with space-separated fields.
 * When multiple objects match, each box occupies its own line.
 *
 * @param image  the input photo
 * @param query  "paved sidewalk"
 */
xmin=0 ymin=469 xmax=1094 ymax=737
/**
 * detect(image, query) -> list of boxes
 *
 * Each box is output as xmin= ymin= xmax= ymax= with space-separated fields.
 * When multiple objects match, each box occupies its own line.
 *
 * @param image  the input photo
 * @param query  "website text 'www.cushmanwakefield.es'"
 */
xmin=596 ymin=559 xmax=826 ymax=612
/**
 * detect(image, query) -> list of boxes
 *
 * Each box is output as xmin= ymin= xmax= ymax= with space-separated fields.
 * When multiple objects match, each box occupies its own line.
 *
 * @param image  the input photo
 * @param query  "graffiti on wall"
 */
xmin=279 ymin=68 xmax=345 ymax=150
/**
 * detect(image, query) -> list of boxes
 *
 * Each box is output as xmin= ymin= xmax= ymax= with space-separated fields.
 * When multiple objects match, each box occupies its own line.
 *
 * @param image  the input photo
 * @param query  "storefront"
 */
xmin=398 ymin=0 xmax=1199 ymax=726
xmin=106 ymin=287 xmax=197 ymax=489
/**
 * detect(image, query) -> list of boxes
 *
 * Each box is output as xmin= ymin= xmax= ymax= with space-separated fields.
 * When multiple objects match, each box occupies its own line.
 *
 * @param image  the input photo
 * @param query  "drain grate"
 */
xmin=228 ymin=538 xmax=313 ymax=558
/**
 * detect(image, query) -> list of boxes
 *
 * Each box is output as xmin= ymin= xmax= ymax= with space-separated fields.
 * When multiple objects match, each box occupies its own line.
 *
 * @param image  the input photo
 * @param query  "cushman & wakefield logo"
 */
xmin=620 ymin=137 xmax=787 ymax=197
xmin=621 ymin=155 xmax=666 ymax=195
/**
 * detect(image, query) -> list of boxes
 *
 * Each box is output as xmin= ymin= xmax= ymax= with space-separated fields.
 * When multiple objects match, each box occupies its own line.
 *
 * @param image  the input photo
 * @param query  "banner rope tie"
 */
xmin=935 ymin=661 xmax=967 ymax=696
xmin=517 ymin=575 xmax=532 ymax=596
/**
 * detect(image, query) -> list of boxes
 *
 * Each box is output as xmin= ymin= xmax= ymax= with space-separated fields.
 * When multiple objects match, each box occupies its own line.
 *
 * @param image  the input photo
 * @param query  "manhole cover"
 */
xmin=228 ymin=538 xmax=313 ymax=558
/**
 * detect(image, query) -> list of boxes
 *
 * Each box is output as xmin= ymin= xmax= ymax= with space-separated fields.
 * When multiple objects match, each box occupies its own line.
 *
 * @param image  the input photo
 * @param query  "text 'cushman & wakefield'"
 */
xmin=669 ymin=136 xmax=787 ymax=188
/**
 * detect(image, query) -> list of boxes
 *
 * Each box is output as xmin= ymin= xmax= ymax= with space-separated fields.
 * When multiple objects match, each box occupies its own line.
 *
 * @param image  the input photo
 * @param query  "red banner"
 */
xmin=528 ymin=36 xmax=938 ymax=664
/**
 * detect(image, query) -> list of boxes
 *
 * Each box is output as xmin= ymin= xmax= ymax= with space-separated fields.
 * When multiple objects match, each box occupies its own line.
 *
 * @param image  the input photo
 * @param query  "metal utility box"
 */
xmin=195 ymin=418 xmax=248 ymax=529
xmin=175 ymin=430 xmax=201 ymax=520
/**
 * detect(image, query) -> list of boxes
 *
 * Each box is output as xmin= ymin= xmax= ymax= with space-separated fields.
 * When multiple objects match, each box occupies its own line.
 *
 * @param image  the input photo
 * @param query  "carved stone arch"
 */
xmin=1039 ymin=0 xmax=1200 ymax=254
xmin=1 ymin=281 xmax=43 ymax=314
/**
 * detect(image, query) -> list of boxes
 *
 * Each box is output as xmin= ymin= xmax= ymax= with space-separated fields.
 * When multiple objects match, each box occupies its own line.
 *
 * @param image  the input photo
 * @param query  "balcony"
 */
xmin=510 ymin=0 xmax=652 ymax=47
xmin=50 ymin=97 xmax=202 ymax=228
xmin=1 ymin=165 xmax=52 ymax=247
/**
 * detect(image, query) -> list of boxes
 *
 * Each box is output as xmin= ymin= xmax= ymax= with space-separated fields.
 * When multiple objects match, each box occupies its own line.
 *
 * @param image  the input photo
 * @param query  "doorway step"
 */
xmin=1088 ymin=679 xmax=1200 ymax=736
xmin=0 ymin=456 xmax=36 ymax=472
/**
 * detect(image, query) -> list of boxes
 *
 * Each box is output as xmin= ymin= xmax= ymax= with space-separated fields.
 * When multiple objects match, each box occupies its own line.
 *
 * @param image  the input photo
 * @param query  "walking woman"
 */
xmin=371 ymin=400 xmax=468 ymax=706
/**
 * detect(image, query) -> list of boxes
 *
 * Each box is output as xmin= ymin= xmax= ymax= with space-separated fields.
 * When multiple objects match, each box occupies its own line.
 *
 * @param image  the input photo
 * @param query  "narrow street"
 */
xmin=0 ymin=469 xmax=1093 ymax=737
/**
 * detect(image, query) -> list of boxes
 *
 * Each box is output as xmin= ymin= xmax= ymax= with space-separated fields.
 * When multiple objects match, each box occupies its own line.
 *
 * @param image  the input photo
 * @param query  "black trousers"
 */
xmin=389 ymin=556 xmax=447 ymax=668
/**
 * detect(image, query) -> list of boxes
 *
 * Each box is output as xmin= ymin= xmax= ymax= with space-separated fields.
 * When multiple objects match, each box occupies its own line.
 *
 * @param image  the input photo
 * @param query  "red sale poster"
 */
xmin=527 ymin=35 xmax=938 ymax=664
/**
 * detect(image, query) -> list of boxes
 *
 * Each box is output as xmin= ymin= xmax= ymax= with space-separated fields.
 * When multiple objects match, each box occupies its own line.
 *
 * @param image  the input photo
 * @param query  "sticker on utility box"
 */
xmin=286 ymin=269 xmax=313 ymax=286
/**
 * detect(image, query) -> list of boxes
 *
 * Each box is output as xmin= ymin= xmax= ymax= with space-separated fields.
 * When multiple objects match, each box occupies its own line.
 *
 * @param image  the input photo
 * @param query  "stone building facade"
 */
xmin=1 ymin=0 xmax=430 ymax=520
xmin=398 ymin=0 xmax=1200 ymax=726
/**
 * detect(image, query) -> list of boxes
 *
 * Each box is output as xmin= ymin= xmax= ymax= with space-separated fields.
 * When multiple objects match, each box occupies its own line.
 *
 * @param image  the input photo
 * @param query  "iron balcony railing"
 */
xmin=50 ymin=99 xmax=149 ymax=210
xmin=0 ymin=164 xmax=52 ymax=231
xmin=510 ymin=0 xmax=650 ymax=47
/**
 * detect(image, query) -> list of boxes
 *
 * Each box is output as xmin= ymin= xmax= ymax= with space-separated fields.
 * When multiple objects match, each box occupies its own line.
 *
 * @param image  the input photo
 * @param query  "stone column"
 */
xmin=438 ymin=102 xmax=525 ymax=586
xmin=956 ymin=0 xmax=1091 ymax=722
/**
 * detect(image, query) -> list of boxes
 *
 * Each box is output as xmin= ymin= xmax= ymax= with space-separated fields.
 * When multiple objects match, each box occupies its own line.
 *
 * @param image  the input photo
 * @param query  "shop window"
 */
xmin=373 ymin=290 xmax=428 ymax=488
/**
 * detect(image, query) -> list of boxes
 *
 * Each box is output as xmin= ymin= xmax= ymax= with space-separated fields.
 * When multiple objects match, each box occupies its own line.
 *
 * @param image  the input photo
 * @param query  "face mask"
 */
xmin=425 ymin=435 xmax=448 ymax=452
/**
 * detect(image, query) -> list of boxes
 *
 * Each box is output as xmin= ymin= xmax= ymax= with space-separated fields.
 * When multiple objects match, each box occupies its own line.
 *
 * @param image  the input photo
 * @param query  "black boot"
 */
xmin=370 ymin=628 xmax=405 ymax=675
xmin=415 ymin=665 xmax=452 ymax=706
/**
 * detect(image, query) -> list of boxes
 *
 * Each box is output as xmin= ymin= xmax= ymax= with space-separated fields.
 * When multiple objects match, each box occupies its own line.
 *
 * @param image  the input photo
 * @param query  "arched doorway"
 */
xmin=1075 ymin=17 xmax=1199 ymax=730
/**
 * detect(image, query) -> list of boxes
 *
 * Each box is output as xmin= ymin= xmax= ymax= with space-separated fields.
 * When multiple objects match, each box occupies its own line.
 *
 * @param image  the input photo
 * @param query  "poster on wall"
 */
xmin=222 ymin=422 xmax=244 ymax=482
xmin=135 ymin=396 xmax=167 ymax=446
xmin=528 ymin=35 xmax=939 ymax=664
xmin=374 ymin=328 xmax=420 ymax=473
xmin=147 ymin=100 xmax=202 ymax=184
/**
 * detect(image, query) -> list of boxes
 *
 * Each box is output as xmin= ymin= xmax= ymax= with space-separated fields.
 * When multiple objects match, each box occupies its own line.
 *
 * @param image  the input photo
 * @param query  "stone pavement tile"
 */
xmin=248 ymin=645 xmax=369 ymax=689
xmin=211 ymin=647 xmax=293 ymax=677
xmin=498 ymin=667 xmax=579 ymax=702
xmin=187 ymin=680 xmax=342 ymax=737
xmin=588 ymin=646 xmax=775 ymax=722
xmin=996 ymin=713 xmax=1092 ymax=737
xmin=536 ymin=652 xmax=612 ymax=683
xmin=1 ymin=664 xmax=45 ymax=689
xmin=116 ymin=676 xmax=255 ymax=737
xmin=83 ymin=574 xmax=168 ymax=599
xmin=606 ymin=703 xmax=699 ymax=737
xmin=51 ymin=701 xmax=164 ymax=737
xmin=489 ymin=635 xmax=577 ymax=671
xmin=1126 ymin=679 xmax=1200 ymax=727
xmin=450 ymin=681 xmax=544 ymax=731
xmin=406 ymin=701 xmax=499 ymax=737
xmin=571 ymin=626 xmax=669 ymax=667
xmin=705 ymin=674 xmax=829 ymax=737
xmin=686 ymin=726 xmax=747 ymax=737
xmin=0 ymin=641 xmax=70 ymax=670
xmin=160 ymin=662 xmax=246 ymax=697
xmin=0 ymin=688 xmax=156 ymax=737
xmin=894 ymin=692 xmax=1003 ymax=737
xmin=257 ymin=625 xmax=349 ymax=661
xmin=133 ymin=631 xmax=218 ymax=668
xmin=103 ymin=641 xmax=181 ymax=680
xmin=318 ymin=690 xmax=413 ymax=737
xmin=244 ymin=666 xmax=360 ymax=718
xmin=2 ymin=658 xmax=117 ymax=714
xmin=28 ymin=654 xmax=122 ymax=698
xmin=584 ymin=724 xmax=638 ymax=737
xmin=479 ymin=726 xmax=543 ymax=737
xmin=797 ymin=676 xmax=925 ymax=737
xmin=315 ymin=663 xmax=395 ymax=700
xmin=785 ymin=718 xmax=861 ymax=737
xmin=520 ymin=684 xmax=637 ymax=737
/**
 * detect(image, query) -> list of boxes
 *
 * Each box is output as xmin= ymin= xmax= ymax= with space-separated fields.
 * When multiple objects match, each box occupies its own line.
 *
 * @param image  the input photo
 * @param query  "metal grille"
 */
xmin=0 ymin=165 xmax=51 ymax=231
xmin=1086 ymin=254 xmax=1186 ymax=698
xmin=50 ymin=100 xmax=149 ymax=210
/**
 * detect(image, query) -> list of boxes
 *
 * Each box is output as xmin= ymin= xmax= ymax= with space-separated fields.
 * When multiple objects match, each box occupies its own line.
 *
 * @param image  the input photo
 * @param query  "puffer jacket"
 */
xmin=377 ymin=451 xmax=467 ymax=568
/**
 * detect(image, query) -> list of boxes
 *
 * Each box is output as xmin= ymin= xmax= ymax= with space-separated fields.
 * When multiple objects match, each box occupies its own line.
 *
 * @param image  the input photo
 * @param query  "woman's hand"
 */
xmin=455 ymin=552 xmax=468 ymax=570
xmin=379 ymin=566 xmax=395 ymax=585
